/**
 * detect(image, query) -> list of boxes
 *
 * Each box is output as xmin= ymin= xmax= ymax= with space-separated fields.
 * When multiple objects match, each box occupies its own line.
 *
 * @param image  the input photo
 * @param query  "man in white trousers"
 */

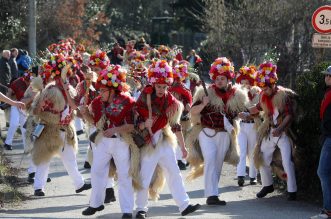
xmin=80 ymin=65 xmax=135 ymax=218
xmin=4 ymin=72 xmax=31 ymax=150
xmin=190 ymin=57 xmax=247 ymax=205
xmin=241 ymin=62 xmax=297 ymax=201
xmin=236 ymin=65 xmax=261 ymax=186
xmin=135 ymin=60 xmax=200 ymax=219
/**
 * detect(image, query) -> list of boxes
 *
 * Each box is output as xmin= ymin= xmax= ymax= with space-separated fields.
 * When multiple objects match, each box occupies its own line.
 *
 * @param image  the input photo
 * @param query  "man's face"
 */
xmin=100 ymin=88 xmax=111 ymax=102
xmin=262 ymin=85 xmax=274 ymax=96
xmin=240 ymin=79 xmax=251 ymax=89
xmin=325 ymin=74 xmax=331 ymax=86
xmin=12 ymin=50 xmax=18 ymax=57
xmin=215 ymin=75 xmax=229 ymax=89
xmin=3 ymin=52 xmax=10 ymax=60
xmin=154 ymin=83 xmax=167 ymax=97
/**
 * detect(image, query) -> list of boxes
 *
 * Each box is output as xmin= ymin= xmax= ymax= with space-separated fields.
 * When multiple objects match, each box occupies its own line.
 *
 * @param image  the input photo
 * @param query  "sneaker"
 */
xmin=181 ymin=204 xmax=201 ymax=216
xmin=34 ymin=189 xmax=45 ymax=196
xmin=82 ymin=205 xmax=104 ymax=216
xmin=310 ymin=209 xmax=331 ymax=219
xmin=122 ymin=213 xmax=133 ymax=219
xmin=256 ymin=185 xmax=274 ymax=198
xmin=250 ymin=178 xmax=257 ymax=185
xmin=287 ymin=192 xmax=296 ymax=201
xmin=76 ymin=183 xmax=92 ymax=193
xmin=83 ymin=161 xmax=91 ymax=169
xmin=237 ymin=176 xmax=245 ymax=187
xmin=135 ymin=211 xmax=147 ymax=219
xmin=104 ymin=187 xmax=116 ymax=203
xmin=76 ymin=130 xmax=84 ymax=135
xmin=206 ymin=196 xmax=226 ymax=205
xmin=177 ymin=160 xmax=187 ymax=170
xmin=4 ymin=144 xmax=12 ymax=150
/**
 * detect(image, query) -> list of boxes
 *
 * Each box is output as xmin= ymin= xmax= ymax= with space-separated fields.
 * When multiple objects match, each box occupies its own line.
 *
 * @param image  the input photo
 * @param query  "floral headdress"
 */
xmin=75 ymin=43 xmax=86 ymax=53
xmin=209 ymin=57 xmax=234 ymax=80
xmin=128 ymin=51 xmax=145 ymax=63
xmin=173 ymin=62 xmax=188 ymax=81
xmin=96 ymin=65 xmax=127 ymax=91
xmin=48 ymin=53 xmax=68 ymax=79
xmin=89 ymin=49 xmax=110 ymax=70
xmin=148 ymin=60 xmax=173 ymax=85
xmin=158 ymin=45 xmax=170 ymax=55
xmin=256 ymin=62 xmax=278 ymax=87
xmin=236 ymin=65 xmax=257 ymax=85
xmin=39 ymin=62 xmax=52 ymax=84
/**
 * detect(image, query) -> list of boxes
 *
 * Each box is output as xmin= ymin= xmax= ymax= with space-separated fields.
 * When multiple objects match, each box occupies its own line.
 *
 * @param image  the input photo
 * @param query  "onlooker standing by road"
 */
xmin=9 ymin=48 xmax=19 ymax=81
xmin=0 ymin=50 xmax=11 ymax=95
xmin=311 ymin=66 xmax=331 ymax=219
xmin=16 ymin=49 xmax=32 ymax=77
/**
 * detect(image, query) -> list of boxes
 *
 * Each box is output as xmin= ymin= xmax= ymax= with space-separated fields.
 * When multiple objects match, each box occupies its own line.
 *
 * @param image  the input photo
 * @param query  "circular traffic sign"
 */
xmin=312 ymin=5 xmax=331 ymax=34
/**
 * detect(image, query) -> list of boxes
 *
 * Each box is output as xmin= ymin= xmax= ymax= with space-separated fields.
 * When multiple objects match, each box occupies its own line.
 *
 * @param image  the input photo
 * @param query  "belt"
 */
xmin=241 ymin=120 xmax=254 ymax=124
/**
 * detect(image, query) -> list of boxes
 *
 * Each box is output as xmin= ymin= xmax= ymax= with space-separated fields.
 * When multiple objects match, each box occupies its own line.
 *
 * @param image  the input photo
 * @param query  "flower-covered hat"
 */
xmin=236 ymin=65 xmax=257 ymax=85
xmin=148 ymin=60 xmax=173 ymax=85
xmin=128 ymin=51 xmax=145 ymax=63
xmin=173 ymin=62 xmax=188 ymax=81
xmin=158 ymin=45 xmax=170 ymax=55
xmin=47 ymin=53 xmax=68 ymax=79
xmin=256 ymin=62 xmax=278 ymax=87
xmin=96 ymin=65 xmax=127 ymax=91
xmin=75 ymin=43 xmax=86 ymax=53
xmin=209 ymin=57 xmax=235 ymax=80
xmin=89 ymin=49 xmax=110 ymax=70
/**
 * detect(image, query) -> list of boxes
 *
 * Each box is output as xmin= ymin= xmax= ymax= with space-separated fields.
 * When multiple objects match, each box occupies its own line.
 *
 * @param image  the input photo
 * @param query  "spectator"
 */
xmin=9 ymin=48 xmax=18 ymax=81
xmin=108 ymin=42 xmax=124 ymax=65
xmin=16 ymin=49 xmax=32 ymax=77
xmin=0 ymin=50 xmax=11 ymax=95
xmin=186 ymin=49 xmax=202 ymax=70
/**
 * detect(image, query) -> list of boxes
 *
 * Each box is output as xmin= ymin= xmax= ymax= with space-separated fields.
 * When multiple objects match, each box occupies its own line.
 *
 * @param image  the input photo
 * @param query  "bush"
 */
xmin=294 ymin=61 xmax=331 ymax=202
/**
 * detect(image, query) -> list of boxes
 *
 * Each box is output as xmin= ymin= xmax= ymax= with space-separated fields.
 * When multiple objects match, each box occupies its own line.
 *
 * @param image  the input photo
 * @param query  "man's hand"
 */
xmin=202 ymin=96 xmax=209 ymax=106
xmin=272 ymin=127 xmax=282 ymax=137
xmin=104 ymin=128 xmax=116 ymax=138
xmin=145 ymin=118 xmax=153 ymax=129
xmin=14 ymin=101 xmax=25 ymax=109
xmin=181 ymin=146 xmax=188 ymax=159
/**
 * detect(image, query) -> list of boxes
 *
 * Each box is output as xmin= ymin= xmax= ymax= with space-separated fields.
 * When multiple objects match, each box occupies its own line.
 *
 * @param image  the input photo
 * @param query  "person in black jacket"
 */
xmin=0 ymin=50 xmax=11 ymax=94
xmin=312 ymin=66 xmax=331 ymax=219
xmin=9 ymin=48 xmax=18 ymax=81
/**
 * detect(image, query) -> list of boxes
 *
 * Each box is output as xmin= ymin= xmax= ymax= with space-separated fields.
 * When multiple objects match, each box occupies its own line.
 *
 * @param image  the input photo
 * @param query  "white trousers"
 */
xmin=199 ymin=128 xmax=230 ymax=197
xmin=136 ymin=131 xmax=190 ymax=213
xmin=260 ymin=129 xmax=297 ymax=192
xmin=74 ymin=117 xmax=84 ymax=132
xmin=89 ymin=137 xmax=133 ymax=213
xmin=175 ymin=145 xmax=183 ymax=161
xmin=236 ymin=122 xmax=257 ymax=178
xmin=34 ymin=131 xmax=84 ymax=191
xmin=5 ymin=106 xmax=26 ymax=147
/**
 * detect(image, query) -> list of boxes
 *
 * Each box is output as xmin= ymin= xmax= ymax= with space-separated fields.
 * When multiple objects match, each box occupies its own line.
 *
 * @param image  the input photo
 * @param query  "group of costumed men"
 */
xmin=6 ymin=38 xmax=298 ymax=218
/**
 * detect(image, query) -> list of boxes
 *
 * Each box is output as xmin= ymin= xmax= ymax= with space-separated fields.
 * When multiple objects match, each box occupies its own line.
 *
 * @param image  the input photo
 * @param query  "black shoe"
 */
xmin=4 ymin=144 xmax=12 ymax=150
xmin=122 ymin=213 xmax=133 ymax=219
xmin=238 ymin=176 xmax=245 ymax=187
xmin=76 ymin=183 xmax=92 ymax=193
xmin=250 ymin=178 xmax=257 ymax=185
xmin=186 ymin=162 xmax=190 ymax=167
xmin=287 ymin=192 xmax=296 ymax=201
xmin=181 ymin=204 xmax=201 ymax=216
xmin=177 ymin=160 xmax=187 ymax=170
xmin=28 ymin=172 xmax=35 ymax=183
xmin=82 ymin=205 xmax=104 ymax=216
xmin=256 ymin=185 xmax=274 ymax=198
xmin=83 ymin=161 xmax=91 ymax=169
xmin=34 ymin=189 xmax=45 ymax=196
xmin=206 ymin=196 xmax=226 ymax=205
xmin=104 ymin=187 xmax=116 ymax=203
xmin=47 ymin=177 xmax=51 ymax=183
xmin=135 ymin=211 xmax=147 ymax=219
xmin=76 ymin=130 xmax=84 ymax=135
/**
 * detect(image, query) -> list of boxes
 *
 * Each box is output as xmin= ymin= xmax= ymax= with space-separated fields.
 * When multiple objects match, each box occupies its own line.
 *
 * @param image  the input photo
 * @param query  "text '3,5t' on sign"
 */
xmin=312 ymin=5 xmax=331 ymax=34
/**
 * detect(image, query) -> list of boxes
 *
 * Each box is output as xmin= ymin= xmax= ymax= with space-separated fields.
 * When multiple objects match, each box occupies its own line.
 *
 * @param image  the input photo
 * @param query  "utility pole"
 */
xmin=28 ymin=0 xmax=36 ymax=58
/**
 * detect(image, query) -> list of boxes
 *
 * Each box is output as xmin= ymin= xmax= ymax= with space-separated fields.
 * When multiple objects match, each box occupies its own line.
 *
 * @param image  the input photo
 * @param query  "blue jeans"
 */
xmin=318 ymin=137 xmax=331 ymax=211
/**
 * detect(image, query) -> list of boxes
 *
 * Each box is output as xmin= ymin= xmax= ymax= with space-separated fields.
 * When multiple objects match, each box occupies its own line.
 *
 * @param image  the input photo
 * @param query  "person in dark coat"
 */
xmin=0 ymin=50 xmax=11 ymax=95
xmin=9 ymin=48 xmax=18 ymax=81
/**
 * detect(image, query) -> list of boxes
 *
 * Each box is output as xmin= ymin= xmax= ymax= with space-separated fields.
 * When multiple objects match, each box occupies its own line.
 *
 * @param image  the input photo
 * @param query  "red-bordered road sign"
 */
xmin=312 ymin=5 xmax=331 ymax=34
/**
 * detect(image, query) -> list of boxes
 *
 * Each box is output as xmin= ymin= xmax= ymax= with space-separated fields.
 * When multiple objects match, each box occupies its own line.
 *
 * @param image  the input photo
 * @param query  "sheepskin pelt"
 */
xmin=186 ymin=84 xmax=248 ymax=180
xmin=254 ymin=86 xmax=298 ymax=176
xmin=148 ymin=164 xmax=166 ymax=201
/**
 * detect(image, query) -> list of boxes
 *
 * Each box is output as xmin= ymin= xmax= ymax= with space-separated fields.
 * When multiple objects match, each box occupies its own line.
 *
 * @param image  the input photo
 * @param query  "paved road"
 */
xmin=0 ymin=111 xmax=318 ymax=219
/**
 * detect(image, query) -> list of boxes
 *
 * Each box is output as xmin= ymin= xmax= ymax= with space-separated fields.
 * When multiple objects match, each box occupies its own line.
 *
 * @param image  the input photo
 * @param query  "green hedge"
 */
xmin=294 ymin=61 xmax=331 ymax=202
